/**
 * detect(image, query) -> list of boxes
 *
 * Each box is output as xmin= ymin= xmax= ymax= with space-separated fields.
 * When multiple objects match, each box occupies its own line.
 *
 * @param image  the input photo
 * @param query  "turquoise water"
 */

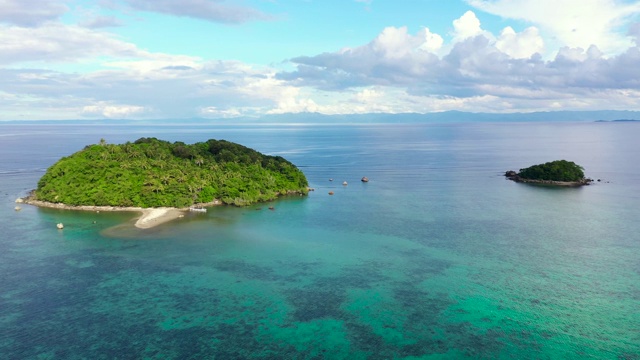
xmin=1 ymin=122 xmax=639 ymax=358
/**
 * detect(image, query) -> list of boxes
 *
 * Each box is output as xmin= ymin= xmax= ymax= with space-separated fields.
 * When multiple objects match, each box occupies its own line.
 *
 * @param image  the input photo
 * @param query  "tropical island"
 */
xmin=23 ymin=138 xmax=308 ymax=228
xmin=505 ymin=160 xmax=592 ymax=186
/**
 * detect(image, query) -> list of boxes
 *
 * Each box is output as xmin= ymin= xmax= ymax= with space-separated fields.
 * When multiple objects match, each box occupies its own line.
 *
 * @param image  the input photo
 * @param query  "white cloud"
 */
xmin=280 ymin=25 xmax=443 ymax=90
xmin=0 ymin=24 xmax=141 ymax=64
xmin=0 ymin=57 xmax=318 ymax=120
xmin=79 ymin=15 xmax=123 ymax=29
xmin=200 ymin=106 xmax=243 ymax=118
xmin=417 ymin=28 xmax=444 ymax=52
xmin=452 ymin=10 xmax=486 ymax=40
xmin=279 ymin=10 xmax=640 ymax=115
xmin=467 ymin=0 xmax=640 ymax=55
xmin=124 ymin=0 xmax=272 ymax=24
xmin=82 ymin=103 xmax=148 ymax=118
xmin=0 ymin=0 xmax=68 ymax=27
xmin=2 ymin=5 xmax=640 ymax=119
xmin=372 ymin=26 xmax=442 ymax=59
xmin=495 ymin=26 xmax=544 ymax=59
xmin=0 ymin=22 xmax=204 ymax=75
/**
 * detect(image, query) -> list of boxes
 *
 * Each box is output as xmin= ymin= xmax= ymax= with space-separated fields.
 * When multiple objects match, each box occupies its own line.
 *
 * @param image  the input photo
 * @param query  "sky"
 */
xmin=1 ymin=0 xmax=640 ymax=120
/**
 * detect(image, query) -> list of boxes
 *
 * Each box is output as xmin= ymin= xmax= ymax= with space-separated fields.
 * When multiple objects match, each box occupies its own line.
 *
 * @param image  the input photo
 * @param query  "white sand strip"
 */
xmin=135 ymin=208 xmax=183 ymax=229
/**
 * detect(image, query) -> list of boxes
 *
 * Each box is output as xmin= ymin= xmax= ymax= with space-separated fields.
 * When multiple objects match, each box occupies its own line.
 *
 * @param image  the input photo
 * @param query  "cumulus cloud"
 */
xmin=467 ymin=0 xmax=640 ymax=55
xmin=124 ymin=0 xmax=272 ymax=24
xmin=279 ymin=25 xmax=442 ymax=90
xmin=495 ymin=26 xmax=544 ymax=59
xmin=0 ymin=0 xmax=68 ymax=27
xmin=278 ymin=10 xmax=640 ymax=114
xmin=452 ymin=10 xmax=486 ymax=41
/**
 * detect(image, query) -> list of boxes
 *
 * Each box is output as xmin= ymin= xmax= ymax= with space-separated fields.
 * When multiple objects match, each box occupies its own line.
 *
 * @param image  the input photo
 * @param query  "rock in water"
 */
xmin=361 ymin=177 xmax=369 ymax=182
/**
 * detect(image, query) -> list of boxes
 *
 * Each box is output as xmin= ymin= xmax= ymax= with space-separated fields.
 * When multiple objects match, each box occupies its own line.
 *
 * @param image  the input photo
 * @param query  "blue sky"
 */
xmin=1 ymin=0 xmax=640 ymax=120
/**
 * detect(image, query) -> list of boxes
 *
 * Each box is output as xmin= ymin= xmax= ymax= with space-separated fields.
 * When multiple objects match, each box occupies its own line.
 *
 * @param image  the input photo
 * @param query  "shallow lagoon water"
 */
xmin=1 ymin=121 xmax=639 ymax=358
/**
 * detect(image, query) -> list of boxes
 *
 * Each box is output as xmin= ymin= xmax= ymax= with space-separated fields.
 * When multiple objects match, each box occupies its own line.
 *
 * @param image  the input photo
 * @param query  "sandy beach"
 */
xmin=22 ymin=198 xmax=189 ymax=229
xmin=134 ymin=208 xmax=184 ymax=229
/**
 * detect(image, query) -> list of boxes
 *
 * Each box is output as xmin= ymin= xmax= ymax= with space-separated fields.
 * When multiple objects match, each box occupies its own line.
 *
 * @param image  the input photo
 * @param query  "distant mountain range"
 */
xmin=3 ymin=110 xmax=640 ymax=124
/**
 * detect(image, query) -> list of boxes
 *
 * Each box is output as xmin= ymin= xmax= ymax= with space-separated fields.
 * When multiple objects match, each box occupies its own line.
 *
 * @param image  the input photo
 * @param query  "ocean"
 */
xmin=1 ymin=121 xmax=639 ymax=359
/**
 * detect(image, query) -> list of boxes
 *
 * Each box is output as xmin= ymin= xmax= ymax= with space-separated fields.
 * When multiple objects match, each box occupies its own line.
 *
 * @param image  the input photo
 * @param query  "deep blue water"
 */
xmin=1 ymin=121 xmax=639 ymax=359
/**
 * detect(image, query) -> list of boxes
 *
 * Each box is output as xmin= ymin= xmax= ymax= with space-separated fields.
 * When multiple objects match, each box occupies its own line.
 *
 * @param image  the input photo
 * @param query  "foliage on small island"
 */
xmin=517 ymin=160 xmax=585 ymax=182
xmin=35 ymin=138 xmax=308 ymax=207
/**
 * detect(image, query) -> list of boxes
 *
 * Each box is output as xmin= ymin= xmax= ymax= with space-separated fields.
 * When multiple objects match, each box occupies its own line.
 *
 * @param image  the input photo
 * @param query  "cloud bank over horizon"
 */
xmin=1 ymin=0 xmax=639 ymax=120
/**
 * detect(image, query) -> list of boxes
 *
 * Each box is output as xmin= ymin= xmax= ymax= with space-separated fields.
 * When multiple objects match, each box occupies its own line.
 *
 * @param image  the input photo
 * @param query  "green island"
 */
xmin=31 ymin=138 xmax=309 ymax=208
xmin=505 ymin=160 xmax=592 ymax=186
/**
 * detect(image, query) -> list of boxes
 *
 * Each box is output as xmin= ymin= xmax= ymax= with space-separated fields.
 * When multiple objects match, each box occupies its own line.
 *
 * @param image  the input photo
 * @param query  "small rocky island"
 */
xmin=505 ymin=160 xmax=592 ymax=186
xmin=24 ymin=138 xmax=308 ymax=228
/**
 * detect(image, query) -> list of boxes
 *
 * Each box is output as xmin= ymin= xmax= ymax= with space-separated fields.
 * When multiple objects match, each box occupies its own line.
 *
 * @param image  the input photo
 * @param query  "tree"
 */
xmin=518 ymin=160 xmax=585 ymax=182
xmin=35 ymin=137 xmax=309 ymax=207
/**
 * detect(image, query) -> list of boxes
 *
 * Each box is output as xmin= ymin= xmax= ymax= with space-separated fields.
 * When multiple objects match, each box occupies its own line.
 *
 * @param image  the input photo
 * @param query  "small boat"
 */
xmin=189 ymin=207 xmax=207 ymax=213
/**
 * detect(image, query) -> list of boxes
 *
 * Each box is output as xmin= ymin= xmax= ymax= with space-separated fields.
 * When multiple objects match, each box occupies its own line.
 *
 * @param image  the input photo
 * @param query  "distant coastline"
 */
xmin=3 ymin=110 xmax=640 ymax=125
xmin=595 ymin=119 xmax=640 ymax=123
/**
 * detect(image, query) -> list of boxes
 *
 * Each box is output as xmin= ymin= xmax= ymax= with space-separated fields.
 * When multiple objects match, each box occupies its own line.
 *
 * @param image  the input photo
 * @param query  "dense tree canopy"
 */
xmin=517 ymin=160 xmax=585 ymax=182
xmin=35 ymin=138 xmax=308 ymax=207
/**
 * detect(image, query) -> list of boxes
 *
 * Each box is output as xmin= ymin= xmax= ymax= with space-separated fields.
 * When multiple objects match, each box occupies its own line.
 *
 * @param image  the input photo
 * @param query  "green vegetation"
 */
xmin=35 ymin=138 xmax=308 ymax=207
xmin=518 ymin=160 xmax=585 ymax=182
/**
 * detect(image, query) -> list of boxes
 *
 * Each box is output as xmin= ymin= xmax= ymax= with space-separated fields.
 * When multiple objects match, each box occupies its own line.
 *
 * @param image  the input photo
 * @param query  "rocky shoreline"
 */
xmin=504 ymin=171 xmax=593 ymax=187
